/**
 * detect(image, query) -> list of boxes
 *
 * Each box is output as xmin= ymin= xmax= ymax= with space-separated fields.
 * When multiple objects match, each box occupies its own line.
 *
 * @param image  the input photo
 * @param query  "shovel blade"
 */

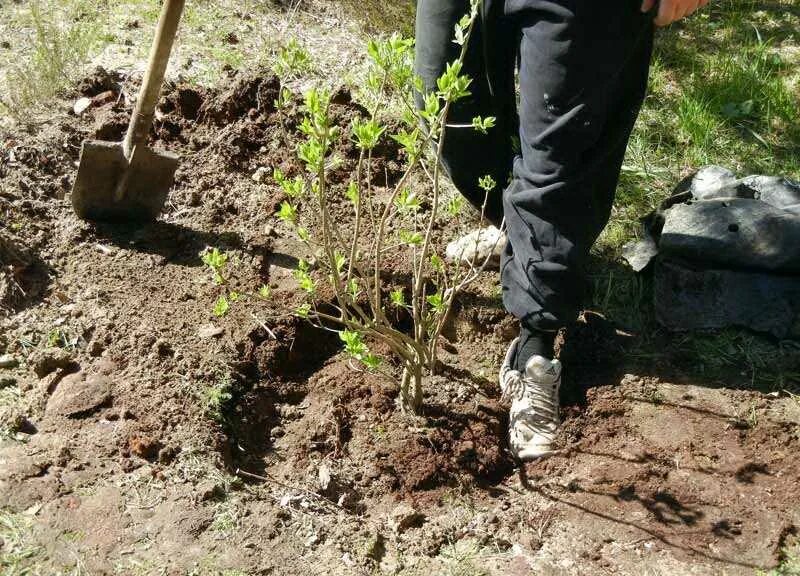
xmin=71 ymin=140 xmax=179 ymax=222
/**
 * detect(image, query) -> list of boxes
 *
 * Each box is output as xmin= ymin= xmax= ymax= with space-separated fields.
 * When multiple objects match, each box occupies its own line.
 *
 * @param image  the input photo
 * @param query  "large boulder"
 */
xmin=654 ymin=259 xmax=800 ymax=338
xmin=660 ymin=198 xmax=800 ymax=272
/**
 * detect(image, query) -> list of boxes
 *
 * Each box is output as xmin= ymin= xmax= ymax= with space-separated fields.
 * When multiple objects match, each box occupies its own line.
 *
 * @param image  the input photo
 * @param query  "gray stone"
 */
xmin=654 ymin=258 xmax=800 ymax=338
xmin=660 ymin=198 xmax=800 ymax=272
xmin=687 ymin=166 xmax=737 ymax=199
xmin=197 ymin=324 xmax=224 ymax=339
xmin=622 ymin=235 xmax=659 ymax=272
xmin=739 ymin=175 xmax=800 ymax=212
xmin=46 ymin=372 xmax=112 ymax=418
xmin=0 ymin=354 xmax=19 ymax=369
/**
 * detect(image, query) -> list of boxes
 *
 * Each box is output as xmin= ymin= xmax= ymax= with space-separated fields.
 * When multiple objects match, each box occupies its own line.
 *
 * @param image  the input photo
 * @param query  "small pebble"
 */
xmin=0 ymin=354 xmax=19 ymax=369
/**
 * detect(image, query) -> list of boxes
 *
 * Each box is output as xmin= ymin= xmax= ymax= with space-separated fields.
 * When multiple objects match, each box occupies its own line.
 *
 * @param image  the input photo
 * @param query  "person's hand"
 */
xmin=641 ymin=0 xmax=709 ymax=26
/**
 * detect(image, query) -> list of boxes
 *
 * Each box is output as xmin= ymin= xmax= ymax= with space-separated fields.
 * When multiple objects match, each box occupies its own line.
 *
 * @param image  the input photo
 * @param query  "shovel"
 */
xmin=72 ymin=0 xmax=185 ymax=222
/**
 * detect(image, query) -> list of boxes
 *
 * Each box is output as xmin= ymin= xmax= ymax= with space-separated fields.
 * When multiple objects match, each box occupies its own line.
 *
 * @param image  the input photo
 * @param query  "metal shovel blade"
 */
xmin=72 ymin=140 xmax=179 ymax=222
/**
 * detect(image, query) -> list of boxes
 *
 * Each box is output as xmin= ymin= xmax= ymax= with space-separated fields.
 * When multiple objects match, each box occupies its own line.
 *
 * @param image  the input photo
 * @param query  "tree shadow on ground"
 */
xmin=517 ymin=466 xmax=771 ymax=571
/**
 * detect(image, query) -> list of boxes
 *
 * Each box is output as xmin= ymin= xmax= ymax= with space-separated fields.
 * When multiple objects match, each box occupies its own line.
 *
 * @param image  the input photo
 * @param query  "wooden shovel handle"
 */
xmin=122 ymin=0 xmax=185 ymax=156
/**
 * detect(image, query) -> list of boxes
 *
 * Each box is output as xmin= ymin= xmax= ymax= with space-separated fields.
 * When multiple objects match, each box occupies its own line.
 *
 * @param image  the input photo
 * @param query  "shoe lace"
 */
xmin=502 ymin=368 xmax=559 ymax=421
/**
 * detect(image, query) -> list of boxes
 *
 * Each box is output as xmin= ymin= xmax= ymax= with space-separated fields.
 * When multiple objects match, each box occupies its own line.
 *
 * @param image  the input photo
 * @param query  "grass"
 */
xmin=759 ymin=549 xmax=800 ymax=576
xmin=439 ymin=540 xmax=490 ymax=576
xmin=0 ymin=509 xmax=43 ymax=576
xmin=591 ymin=4 xmax=800 ymax=387
xmin=0 ymin=0 xmax=101 ymax=121
xmin=200 ymin=372 xmax=234 ymax=424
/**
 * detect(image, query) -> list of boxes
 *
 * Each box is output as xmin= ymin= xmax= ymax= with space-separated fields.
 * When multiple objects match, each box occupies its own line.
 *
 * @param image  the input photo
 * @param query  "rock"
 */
xmin=686 ymin=166 xmax=737 ymax=199
xmin=318 ymin=463 xmax=332 ymax=491
xmin=252 ymin=166 xmax=269 ymax=183
xmin=388 ymin=504 xmax=424 ymax=534
xmin=0 ymin=354 xmax=18 ymax=369
xmin=660 ymin=198 xmax=800 ymax=272
xmin=73 ymin=97 xmax=92 ymax=115
xmin=654 ymin=258 xmax=800 ymax=338
xmin=197 ymin=324 xmax=224 ymax=339
xmin=739 ymin=175 xmax=800 ymax=212
xmin=31 ymin=347 xmax=76 ymax=378
xmin=46 ymin=372 xmax=112 ymax=418
xmin=622 ymin=234 xmax=659 ymax=272
xmin=92 ymin=90 xmax=117 ymax=107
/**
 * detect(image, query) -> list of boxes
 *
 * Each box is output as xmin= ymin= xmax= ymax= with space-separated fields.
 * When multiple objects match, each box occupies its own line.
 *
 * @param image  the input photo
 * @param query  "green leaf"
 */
xmin=426 ymin=292 xmax=445 ymax=314
xmin=353 ymin=118 xmax=386 ymax=151
xmin=201 ymin=247 xmax=228 ymax=271
xmin=390 ymin=288 xmax=406 ymax=308
xmin=347 ymin=278 xmax=360 ymax=299
xmin=201 ymin=248 xmax=228 ymax=285
xmin=277 ymin=201 xmax=298 ymax=224
xmin=346 ymin=181 xmax=360 ymax=204
xmin=295 ymin=303 xmax=311 ymax=318
xmin=436 ymin=61 xmax=472 ymax=103
xmin=334 ymin=251 xmax=347 ymax=274
xmin=258 ymin=285 xmax=271 ymax=299
xmin=339 ymin=329 xmax=368 ymax=357
xmin=293 ymin=269 xmax=316 ymax=294
xmin=391 ymin=128 xmax=421 ymax=159
xmin=339 ymin=329 xmax=381 ymax=371
xmin=399 ymin=230 xmax=424 ymax=246
xmin=362 ymin=354 xmax=382 ymax=371
xmin=472 ymin=115 xmax=496 ymax=134
xmin=394 ymin=188 xmax=421 ymax=214
xmin=293 ymin=259 xmax=315 ymax=294
xmin=213 ymin=295 xmax=230 ymax=318
xmin=478 ymin=175 xmax=497 ymax=192
xmin=445 ymin=195 xmax=464 ymax=217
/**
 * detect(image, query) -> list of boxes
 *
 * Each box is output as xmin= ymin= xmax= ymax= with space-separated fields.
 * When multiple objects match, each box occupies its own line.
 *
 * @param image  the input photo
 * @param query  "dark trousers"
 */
xmin=416 ymin=0 xmax=654 ymax=331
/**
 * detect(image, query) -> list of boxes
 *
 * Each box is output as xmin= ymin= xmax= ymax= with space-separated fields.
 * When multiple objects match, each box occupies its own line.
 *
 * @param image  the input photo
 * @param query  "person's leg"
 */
xmin=502 ymin=0 xmax=655 ymax=366
xmin=500 ymin=0 xmax=654 ymax=460
xmin=414 ymin=0 xmax=517 ymax=226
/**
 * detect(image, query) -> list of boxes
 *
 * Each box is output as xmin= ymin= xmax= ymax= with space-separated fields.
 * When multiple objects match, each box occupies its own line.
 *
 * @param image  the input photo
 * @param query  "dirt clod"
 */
xmin=31 ymin=347 xmax=77 ymax=378
xmin=46 ymin=372 xmax=112 ymax=418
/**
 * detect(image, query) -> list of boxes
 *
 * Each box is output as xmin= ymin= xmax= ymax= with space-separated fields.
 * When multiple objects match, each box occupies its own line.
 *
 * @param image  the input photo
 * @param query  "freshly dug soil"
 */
xmin=0 ymin=68 xmax=798 ymax=576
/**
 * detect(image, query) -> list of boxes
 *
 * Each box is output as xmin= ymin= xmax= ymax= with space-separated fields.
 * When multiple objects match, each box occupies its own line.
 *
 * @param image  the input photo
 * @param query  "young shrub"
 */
xmin=206 ymin=0 xmax=500 ymax=415
xmin=277 ymin=0 xmax=500 ymax=414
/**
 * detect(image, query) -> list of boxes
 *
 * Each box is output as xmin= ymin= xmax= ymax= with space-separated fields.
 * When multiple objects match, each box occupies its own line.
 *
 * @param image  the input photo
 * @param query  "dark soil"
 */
xmin=1 ymin=68 xmax=798 ymax=575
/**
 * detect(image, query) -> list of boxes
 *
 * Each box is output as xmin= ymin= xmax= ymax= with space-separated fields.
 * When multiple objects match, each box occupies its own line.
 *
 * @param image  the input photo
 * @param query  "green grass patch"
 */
xmin=0 ymin=509 xmax=43 ymax=576
xmin=592 ymin=1 xmax=800 ymax=389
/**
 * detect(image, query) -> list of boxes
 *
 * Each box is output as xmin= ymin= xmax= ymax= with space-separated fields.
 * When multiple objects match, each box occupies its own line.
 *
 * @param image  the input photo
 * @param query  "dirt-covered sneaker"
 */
xmin=499 ymin=338 xmax=563 ymax=460
xmin=445 ymin=225 xmax=506 ymax=269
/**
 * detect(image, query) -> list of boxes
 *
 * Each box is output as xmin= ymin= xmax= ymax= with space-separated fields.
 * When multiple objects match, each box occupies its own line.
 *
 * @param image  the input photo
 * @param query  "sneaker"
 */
xmin=499 ymin=338 xmax=563 ymax=460
xmin=445 ymin=225 xmax=506 ymax=269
